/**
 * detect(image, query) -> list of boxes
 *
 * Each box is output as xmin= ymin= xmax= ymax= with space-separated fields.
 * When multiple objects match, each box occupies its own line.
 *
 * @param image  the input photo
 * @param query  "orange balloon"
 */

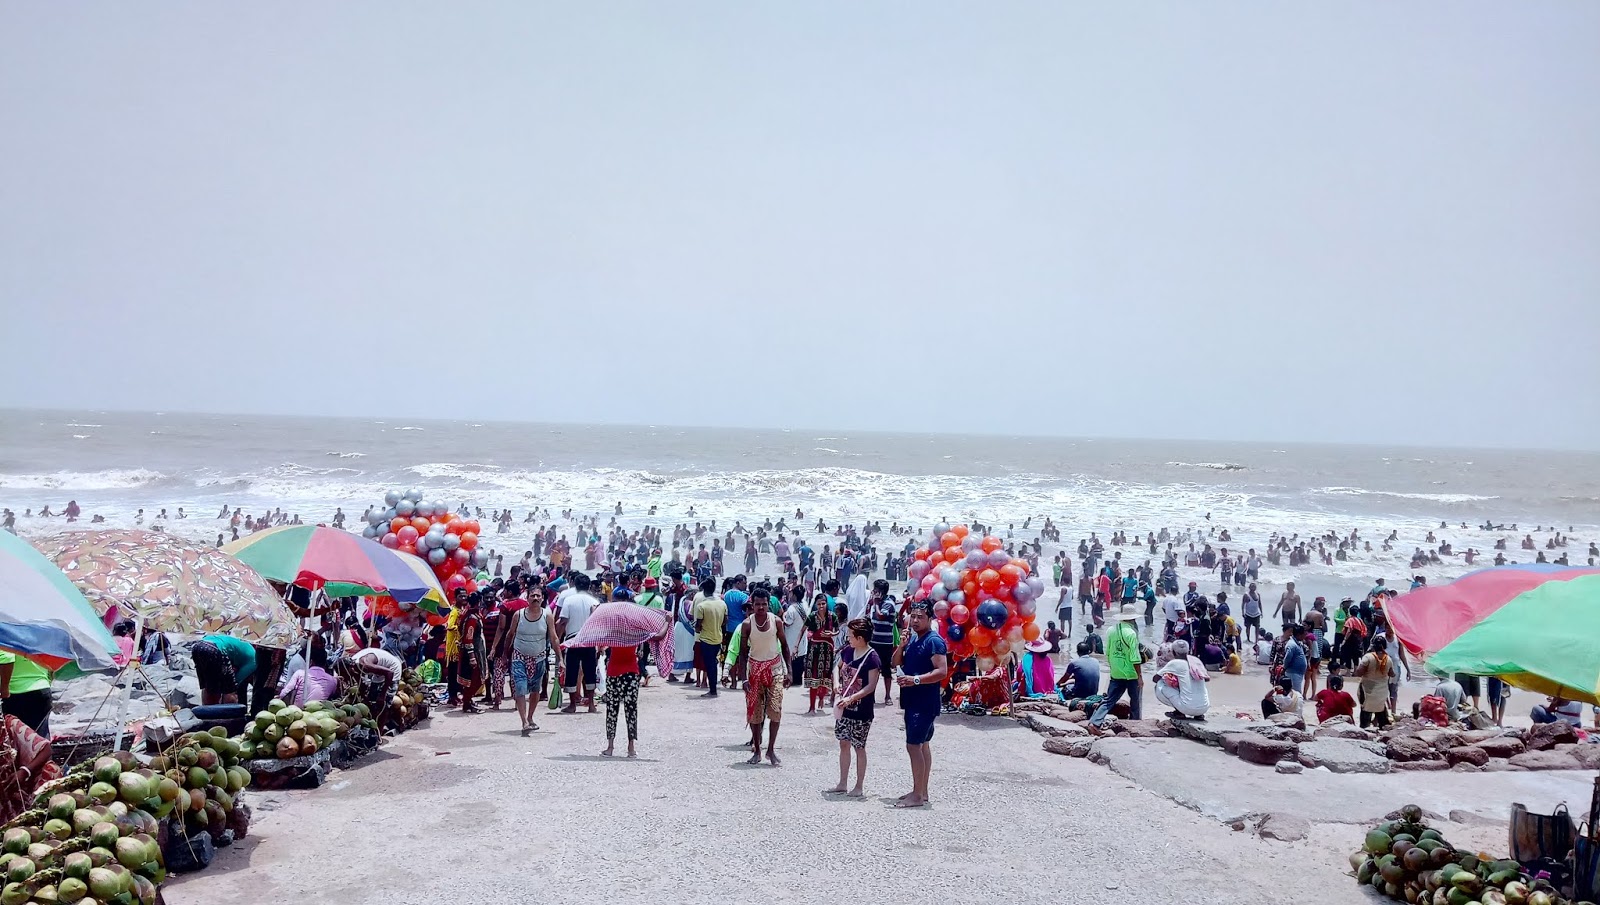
xmin=951 ymin=524 xmax=969 ymax=539
xmin=940 ymin=532 xmax=960 ymax=549
xmin=411 ymin=516 xmax=431 ymax=534
xmin=446 ymin=518 xmax=465 ymax=534
xmin=466 ymin=520 xmax=482 ymax=536
xmin=978 ymin=568 xmax=1001 ymax=591
xmin=913 ymin=549 xmax=930 ymax=562
xmin=1009 ymin=558 xmax=1030 ymax=576
xmin=432 ymin=514 xmax=449 ymax=525
xmin=459 ymin=531 xmax=478 ymax=551
xmin=981 ymin=536 xmax=1003 ymax=553
xmin=999 ymin=564 xmax=1023 ymax=587
xmin=994 ymin=583 xmax=1013 ymax=601
xmin=389 ymin=517 xmax=408 ymax=534
xmin=942 ymin=547 xmax=962 ymax=564
xmin=968 ymin=624 xmax=994 ymax=647
xmin=962 ymin=580 xmax=979 ymax=599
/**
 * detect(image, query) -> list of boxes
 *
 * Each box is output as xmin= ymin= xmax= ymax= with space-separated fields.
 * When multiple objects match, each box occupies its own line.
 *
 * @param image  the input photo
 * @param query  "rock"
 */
xmin=1062 ymin=710 xmax=1088 ymax=723
xmin=1249 ymin=724 xmax=1315 ymax=744
xmin=1509 ymin=749 xmax=1583 ymax=771
xmin=1482 ymin=759 xmax=1527 ymax=772
xmin=1220 ymin=733 xmax=1257 ymax=756
xmin=1267 ymin=712 xmax=1307 ymax=730
xmin=1117 ymin=719 xmax=1171 ymax=738
xmin=1445 ymin=745 xmax=1489 ymax=767
xmin=1319 ymin=714 xmax=1353 ymax=726
xmin=1170 ymin=715 xmax=1271 ymax=746
xmin=1458 ymin=729 xmax=1504 ymax=745
xmin=1570 ymin=745 xmax=1600 ymax=770
xmin=1042 ymin=737 xmax=1095 ymax=758
xmin=1296 ymin=738 xmax=1393 ymax=774
xmin=1450 ymin=763 xmax=1483 ymax=773
xmin=1393 ymin=760 xmax=1450 ymax=771
xmin=1386 ymin=736 xmax=1443 ymax=762
xmin=1449 ymin=809 xmax=1502 ymax=826
xmin=1257 ymin=813 xmax=1311 ymax=842
xmin=1024 ymin=714 xmax=1090 ymax=737
xmin=1275 ymin=760 xmax=1304 ymax=774
xmin=1237 ymin=735 xmax=1299 ymax=766
xmin=1525 ymin=721 xmax=1578 ymax=751
xmin=1314 ymin=722 xmax=1375 ymax=741
xmin=1414 ymin=728 xmax=1464 ymax=749
xmin=163 ymin=830 xmax=215 ymax=873
xmin=1471 ymin=736 xmax=1526 ymax=758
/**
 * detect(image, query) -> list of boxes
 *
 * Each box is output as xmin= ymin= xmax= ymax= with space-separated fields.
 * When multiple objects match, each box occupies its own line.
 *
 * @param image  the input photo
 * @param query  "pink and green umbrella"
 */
xmin=222 ymin=525 xmax=436 ymax=603
xmin=0 ymin=532 xmax=121 ymax=675
xmin=1386 ymin=564 xmax=1600 ymax=704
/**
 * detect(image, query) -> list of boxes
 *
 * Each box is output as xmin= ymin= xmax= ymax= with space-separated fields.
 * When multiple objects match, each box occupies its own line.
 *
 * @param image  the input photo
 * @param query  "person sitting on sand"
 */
xmin=1057 ymin=641 xmax=1101 ymax=701
xmin=1152 ymin=640 xmax=1209 ymax=720
xmin=1261 ymin=677 xmax=1304 ymax=721
xmin=1313 ymin=674 xmax=1356 ymax=724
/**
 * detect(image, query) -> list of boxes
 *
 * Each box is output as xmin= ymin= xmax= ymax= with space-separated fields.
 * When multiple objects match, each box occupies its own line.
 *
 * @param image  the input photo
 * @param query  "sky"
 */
xmin=1 ymin=4 xmax=1597 ymax=450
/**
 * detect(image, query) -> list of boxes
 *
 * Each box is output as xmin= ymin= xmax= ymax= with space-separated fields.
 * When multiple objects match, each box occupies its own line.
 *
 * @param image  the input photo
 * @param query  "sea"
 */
xmin=4 ymin=409 xmax=1597 ymax=603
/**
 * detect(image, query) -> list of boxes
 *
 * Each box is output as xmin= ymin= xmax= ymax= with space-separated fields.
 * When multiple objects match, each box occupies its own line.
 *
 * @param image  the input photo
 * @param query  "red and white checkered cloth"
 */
xmin=567 ymin=601 xmax=670 ymax=648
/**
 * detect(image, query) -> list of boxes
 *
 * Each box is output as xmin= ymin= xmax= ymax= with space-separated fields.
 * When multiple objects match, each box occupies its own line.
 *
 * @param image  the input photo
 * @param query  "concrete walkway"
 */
xmin=161 ymin=680 xmax=1408 ymax=905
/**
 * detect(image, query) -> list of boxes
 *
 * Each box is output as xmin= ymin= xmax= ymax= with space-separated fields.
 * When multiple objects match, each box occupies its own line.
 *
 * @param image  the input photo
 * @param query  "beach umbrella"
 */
xmin=0 ymin=532 xmax=120 ymax=676
xmin=566 ymin=602 xmax=670 ymax=648
xmin=1386 ymin=564 xmax=1600 ymax=704
xmin=40 ymin=529 xmax=298 ymax=647
xmin=222 ymin=525 xmax=436 ymax=603
xmin=384 ymin=552 xmax=445 ymax=615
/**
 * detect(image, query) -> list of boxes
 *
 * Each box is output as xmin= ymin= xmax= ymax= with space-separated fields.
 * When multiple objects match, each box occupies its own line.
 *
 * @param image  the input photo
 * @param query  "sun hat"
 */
xmin=1113 ymin=603 xmax=1140 ymax=622
xmin=1024 ymin=638 xmax=1052 ymax=653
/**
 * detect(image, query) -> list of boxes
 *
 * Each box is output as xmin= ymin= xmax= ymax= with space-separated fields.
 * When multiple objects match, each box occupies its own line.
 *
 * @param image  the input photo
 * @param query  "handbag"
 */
xmin=1510 ymin=801 xmax=1575 ymax=865
xmin=833 ymin=648 xmax=873 ymax=722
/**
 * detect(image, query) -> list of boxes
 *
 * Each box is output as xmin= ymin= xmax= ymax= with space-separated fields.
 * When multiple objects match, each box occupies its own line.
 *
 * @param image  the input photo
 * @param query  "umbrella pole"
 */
xmin=112 ymin=614 xmax=145 ymax=752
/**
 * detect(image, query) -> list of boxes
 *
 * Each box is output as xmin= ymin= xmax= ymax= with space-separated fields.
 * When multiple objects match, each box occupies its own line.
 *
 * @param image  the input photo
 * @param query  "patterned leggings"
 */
xmin=605 ymin=672 xmax=640 ymax=742
xmin=488 ymin=659 xmax=507 ymax=705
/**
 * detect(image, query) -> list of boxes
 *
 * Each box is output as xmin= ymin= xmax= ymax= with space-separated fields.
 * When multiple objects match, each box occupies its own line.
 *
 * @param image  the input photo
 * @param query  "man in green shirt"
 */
xmin=690 ymin=579 xmax=727 ymax=697
xmin=1331 ymin=598 xmax=1351 ymax=673
xmin=194 ymin=634 xmax=258 ymax=706
xmin=0 ymin=651 xmax=53 ymax=735
xmin=1090 ymin=604 xmax=1146 ymax=729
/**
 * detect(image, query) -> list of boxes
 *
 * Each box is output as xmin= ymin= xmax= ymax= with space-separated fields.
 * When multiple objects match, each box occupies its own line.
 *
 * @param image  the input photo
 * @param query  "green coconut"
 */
xmin=60 ymin=853 xmax=90 ymax=882
xmin=6 ymin=857 xmax=34 ymax=884
xmin=85 ymin=783 xmax=116 ymax=807
xmin=0 ymin=881 xmax=28 ymax=905
xmin=1366 ymin=830 xmax=1394 ymax=855
xmin=186 ymin=767 xmax=209 ymax=790
xmin=0 ymin=831 xmax=26 ymax=857
xmin=88 ymin=824 xmax=118 ymax=852
xmin=56 ymin=876 xmax=87 ymax=903
xmin=90 ymin=759 xmax=120 ymax=787
xmin=42 ymin=818 xmax=73 ymax=841
xmin=86 ymin=867 xmax=121 ymax=901
xmin=115 ymin=773 xmax=150 ymax=806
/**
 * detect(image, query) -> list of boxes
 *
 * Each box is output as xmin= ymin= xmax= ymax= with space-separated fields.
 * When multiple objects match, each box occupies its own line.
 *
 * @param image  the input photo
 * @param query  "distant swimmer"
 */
xmin=64 ymin=500 xmax=80 ymax=521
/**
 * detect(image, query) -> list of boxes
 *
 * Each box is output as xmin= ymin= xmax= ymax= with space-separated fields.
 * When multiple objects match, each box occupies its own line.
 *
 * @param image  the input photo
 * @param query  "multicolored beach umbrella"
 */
xmin=223 ymin=525 xmax=437 ymax=604
xmin=40 ymin=529 xmax=298 ymax=647
xmin=0 ymin=532 xmax=121 ymax=675
xmin=1386 ymin=564 xmax=1600 ymax=704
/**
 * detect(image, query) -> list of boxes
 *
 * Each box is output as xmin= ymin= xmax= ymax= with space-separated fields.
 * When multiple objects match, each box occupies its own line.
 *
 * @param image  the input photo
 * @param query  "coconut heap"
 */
xmin=1351 ymin=804 xmax=1584 ymax=905
xmin=239 ymin=698 xmax=375 ymax=761
xmin=0 ymin=726 xmax=249 ymax=905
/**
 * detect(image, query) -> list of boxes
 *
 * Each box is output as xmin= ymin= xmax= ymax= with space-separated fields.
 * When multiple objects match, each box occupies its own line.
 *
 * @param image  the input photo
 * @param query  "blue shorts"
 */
xmin=511 ymin=656 xmax=547 ymax=698
xmin=904 ymin=698 xmax=939 ymax=745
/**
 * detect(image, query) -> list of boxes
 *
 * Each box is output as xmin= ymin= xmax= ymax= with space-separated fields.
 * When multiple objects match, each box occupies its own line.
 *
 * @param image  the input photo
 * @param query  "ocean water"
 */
xmin=3 ymin=409 xmax=1597 ymax=601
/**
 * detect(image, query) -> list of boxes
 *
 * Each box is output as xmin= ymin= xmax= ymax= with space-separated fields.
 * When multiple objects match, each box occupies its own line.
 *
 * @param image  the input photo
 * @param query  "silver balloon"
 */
xmin=361 ymin=525 xmax=377 ymax=538
xmin=933 ymin=522 xmax=950 ymax=537
xmin=961 ymin=535 xmax=981 ymax=553
xmin=395 ymin=500 xmax=415 ymax=517
xmin=1012 ymin=581 xmax=1034 ymax=603
xmin=383 ymin=507 xmax=397 ymax=520
xmin=929 ymin=583 xmax=949 ymax=602
xmin=425 ymin=533 xmax=445 ymax=550
xmin=942 ymin=571 xmax=961 ymax=591
xmin=1026 ymin=576 xmax=1045 ymax=596
xmin=986 ymin=550 xmax=1010 ymax=569
xmin=443 ymin=534 xmax=461 ymax=552
xmin=427 ymin=548 xmax=448 ymax=565
xmin=1018 ymin=599 xmax=1037 ymax=617
xmin=384 ymin=490 xmax=401 ymax=506
xmin=405 ymin=488 xmax=423 ymax=503
xmin=964 ymin=549 xmax=986 ymax=569
xmin=947 ymin=589 xmax=965 ymax=607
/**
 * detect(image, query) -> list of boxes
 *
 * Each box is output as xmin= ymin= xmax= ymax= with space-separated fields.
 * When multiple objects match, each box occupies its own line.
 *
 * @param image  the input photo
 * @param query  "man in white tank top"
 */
xmin=732 ymin=588 xmax=791 ymax=767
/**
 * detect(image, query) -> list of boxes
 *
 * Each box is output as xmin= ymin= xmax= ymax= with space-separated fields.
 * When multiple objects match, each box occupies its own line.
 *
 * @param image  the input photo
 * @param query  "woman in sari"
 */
xmin=804 ymin=592 xmax=836 ymax=713
xmin=1017 ymin=638 xmax=1057 ymax=697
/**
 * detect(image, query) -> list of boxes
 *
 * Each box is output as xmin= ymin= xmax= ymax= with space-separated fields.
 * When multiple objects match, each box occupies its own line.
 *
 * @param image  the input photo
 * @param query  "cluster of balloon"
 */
xmin=908 ymin=523 xmax=1045 ymax=674
xmin=360 ymin=489 xmax=489 ymax=600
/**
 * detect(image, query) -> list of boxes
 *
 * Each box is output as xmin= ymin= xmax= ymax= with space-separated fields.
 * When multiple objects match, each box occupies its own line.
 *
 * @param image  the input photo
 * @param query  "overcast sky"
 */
xmin=2 ymin=4 xmax=1596 ymax=449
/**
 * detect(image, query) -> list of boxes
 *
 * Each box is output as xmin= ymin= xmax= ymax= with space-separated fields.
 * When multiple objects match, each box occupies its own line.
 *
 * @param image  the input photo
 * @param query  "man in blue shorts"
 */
xmin=892 ymin=601 xmax=948 ymax=809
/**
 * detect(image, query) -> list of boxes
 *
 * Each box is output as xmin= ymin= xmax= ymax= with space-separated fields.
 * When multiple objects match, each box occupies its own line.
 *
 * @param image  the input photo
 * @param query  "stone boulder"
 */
xmin=1023 ymin=714 xmax=1090 ymax=737
xmin=1509 ymin=749 xmax=1583 ymax=771
xmin=1571 ymin=745 xmax=1600 ymax=770
xmin=1248 ymin=723 xmax=1314 ymax=743
xmin=1170 ymin=715 xmax=1271 ymax=746
xmin=1237 ymin=735 xmax=1299 ymax=766
xmin=1220 ymin=733 xmax=1257 ymax=756
xmin=1042 ymin=737 xmax=1095 ymax=757
xmin=1267 ymin=712 xmax=1307 ymax=731
xmin=1257 ymin=813 xmax=1310 ymax=841
xmin=1451 ymin=762 xmax=1483 ymax=773
xmin=1525 ymin=721 xmax=1578 ymax=751
xmin=1314 ymin=722 xmax=1375 ymax=741
xmin=1445 ymin=745 xmax=1489 ymax=767
xmin=1471 ymin=736 xmax=1526 ymax=759
xmin=1116 ymin=719 xmax=1172 ymax=738
xmin=1296 ymin=738 xmax=1393 ymax=774
xmin=1482 ymin=760 xmax=1527 ymax=772
xmin=1414 ymin=728 xmax=1463 ymax=749
xmin=1386 ymin=736 xmax=1443 ymax=762
xmin=1458 ymin=729 xmax=1505 ymax=745
xmin=1394 ymin=760 xmax=1450 ymax=771
xmin=1319 ymin=714 xmax=1353 ymax=726
xmin=1275 ymin=760 xmax=1304 ymax=775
